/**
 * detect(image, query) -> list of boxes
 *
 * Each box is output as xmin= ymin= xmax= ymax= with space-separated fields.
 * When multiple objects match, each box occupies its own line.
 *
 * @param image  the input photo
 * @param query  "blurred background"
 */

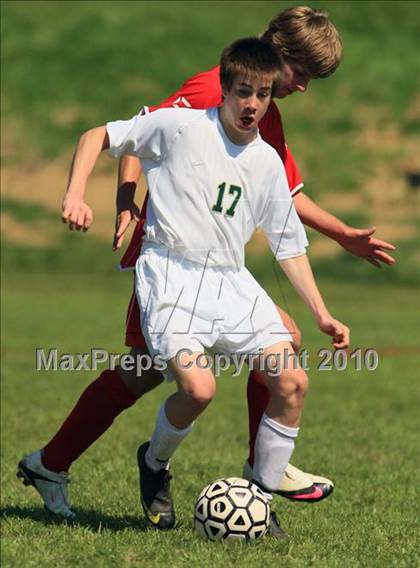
xmin=1 ymin=2 xmax=420 ymax=565
xmin=2 ymin=0 xmax=419 ymax=284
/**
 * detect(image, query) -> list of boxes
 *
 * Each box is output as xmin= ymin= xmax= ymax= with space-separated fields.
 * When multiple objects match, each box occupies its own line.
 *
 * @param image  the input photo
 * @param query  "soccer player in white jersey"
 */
xmin=58 ymin=38 xmax=349 ymax=536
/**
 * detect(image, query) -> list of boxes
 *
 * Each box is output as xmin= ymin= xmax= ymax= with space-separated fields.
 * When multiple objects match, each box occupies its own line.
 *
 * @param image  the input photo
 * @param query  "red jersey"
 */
xmin=120 ymin=66 xmax=303 ymax=270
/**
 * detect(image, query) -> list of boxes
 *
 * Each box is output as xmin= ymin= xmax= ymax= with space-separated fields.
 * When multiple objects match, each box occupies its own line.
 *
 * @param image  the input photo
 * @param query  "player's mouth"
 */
xmin=238 ymin=115 xmax=255 ymax=129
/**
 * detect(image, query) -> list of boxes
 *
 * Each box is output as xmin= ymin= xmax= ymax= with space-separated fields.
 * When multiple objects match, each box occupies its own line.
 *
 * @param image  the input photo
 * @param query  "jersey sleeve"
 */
xmin=107 ymin=108 xmax=193 ymax=161
xmin=259 ymin=102 xmax=303 ymax=196
xmin=259 ymin=155 xmax=308 ymax=261
xmin=147 ymin=66 xmax=223 ymax=112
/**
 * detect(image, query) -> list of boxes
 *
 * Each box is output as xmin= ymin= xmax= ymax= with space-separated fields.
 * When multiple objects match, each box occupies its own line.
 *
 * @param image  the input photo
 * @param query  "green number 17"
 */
xmin=212 ymin=182 xmax=242 ymax=217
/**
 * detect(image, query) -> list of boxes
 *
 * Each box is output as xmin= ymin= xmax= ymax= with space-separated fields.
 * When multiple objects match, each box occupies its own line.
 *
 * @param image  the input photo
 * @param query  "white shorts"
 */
xmin=135 ymin=244 xmax=292 ymax=364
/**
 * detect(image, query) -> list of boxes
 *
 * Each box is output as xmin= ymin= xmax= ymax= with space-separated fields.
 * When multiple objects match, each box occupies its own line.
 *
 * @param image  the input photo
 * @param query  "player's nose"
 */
xmin=246 ymin=94 xmax=259 ymax=110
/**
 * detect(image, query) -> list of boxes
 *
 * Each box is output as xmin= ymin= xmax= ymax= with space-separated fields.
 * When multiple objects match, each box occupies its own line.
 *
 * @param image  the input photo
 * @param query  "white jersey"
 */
xmin=107 ymin=107 xmax=308 ymax=269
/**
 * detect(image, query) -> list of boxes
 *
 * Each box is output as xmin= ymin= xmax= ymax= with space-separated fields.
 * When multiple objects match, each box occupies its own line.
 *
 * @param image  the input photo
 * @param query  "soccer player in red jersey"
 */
xmin=18 ymin=7 xmax=395 ymax=521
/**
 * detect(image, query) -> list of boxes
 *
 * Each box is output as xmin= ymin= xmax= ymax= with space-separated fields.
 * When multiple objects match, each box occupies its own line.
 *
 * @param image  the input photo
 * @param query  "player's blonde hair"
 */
xmin=220 ymin=37 xmax=282 ymax=94
xmin=260 ymin=6 xmax=342 ymax=78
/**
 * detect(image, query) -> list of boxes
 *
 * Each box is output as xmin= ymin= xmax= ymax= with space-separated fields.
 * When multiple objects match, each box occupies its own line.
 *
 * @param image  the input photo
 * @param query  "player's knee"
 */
xmin=182 ymin=382 xmax=215 ymax=411
xmin=274 ymin=368 xmax=308 ymax=402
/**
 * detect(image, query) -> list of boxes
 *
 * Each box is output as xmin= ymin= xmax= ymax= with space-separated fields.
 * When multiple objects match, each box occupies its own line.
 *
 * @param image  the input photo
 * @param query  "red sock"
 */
xmin=42 ymin=370 xmax=138 ymax=472
xmin=246 ymin=370 xmax=270 ymax=467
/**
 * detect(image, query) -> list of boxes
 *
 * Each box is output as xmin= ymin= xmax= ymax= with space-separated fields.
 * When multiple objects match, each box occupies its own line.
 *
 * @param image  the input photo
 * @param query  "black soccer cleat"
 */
xmin=17 ymin=450 xmax=75 ymax=519
xmin=137 ymin=442 xmax=175 ymax=530
xmin=268 ymin=511 xmax=288 ymax=540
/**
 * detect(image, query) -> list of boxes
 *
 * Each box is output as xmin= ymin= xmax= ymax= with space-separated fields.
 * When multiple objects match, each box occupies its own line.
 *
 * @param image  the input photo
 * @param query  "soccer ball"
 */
xmin=194 ymin=477 xmax=270 ymax=542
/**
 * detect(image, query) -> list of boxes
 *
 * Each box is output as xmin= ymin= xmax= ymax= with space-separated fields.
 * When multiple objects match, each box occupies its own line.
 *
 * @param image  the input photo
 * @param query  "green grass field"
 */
xmin=2 ymin=0 xmax=420 ymax=566
xmin=2 ymin=258 xmax=420 ymax=567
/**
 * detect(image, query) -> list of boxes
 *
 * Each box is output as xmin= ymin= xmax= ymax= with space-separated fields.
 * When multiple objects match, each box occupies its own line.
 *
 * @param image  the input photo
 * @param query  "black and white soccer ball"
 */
xmin=194 ymin=477 xmax=270 ymax=542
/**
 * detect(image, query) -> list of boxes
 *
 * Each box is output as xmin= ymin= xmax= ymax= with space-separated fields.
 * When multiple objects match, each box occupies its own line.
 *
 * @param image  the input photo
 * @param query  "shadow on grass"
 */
xmin=0 ymin=505 xmax=153 ymax=532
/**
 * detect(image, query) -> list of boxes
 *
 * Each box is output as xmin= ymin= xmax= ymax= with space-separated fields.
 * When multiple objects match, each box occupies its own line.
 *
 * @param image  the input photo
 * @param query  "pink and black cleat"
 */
xmin=243 ymin=461 xmax=334 ymax=503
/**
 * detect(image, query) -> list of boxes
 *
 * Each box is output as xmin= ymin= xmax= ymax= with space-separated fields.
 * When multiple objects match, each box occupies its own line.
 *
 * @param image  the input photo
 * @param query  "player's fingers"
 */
xmin=66 ymin=209 xmax=78 ymax=230
xmin=75 ymin=212 xmax=86 ymax=231
xmin=68 ymin=209 xmax=80 ymax=226
xmin=116 ymin=214 xmax=130 ymax=237
xmin=113 ymin=216 xmax=125 ymax=250
xmin=357 ymin=226 xmax=376 ymax=238
xmin=332 ymin=324 xmax=349 ymax=349
xmin=369 ymin=239 xmax=396 ymax=251
xmin=372 ymin=249 xmax=396 ymax=265
xmin=113 ymin=232 xmax=124 ymax=251
xmin=333 ymin=334 xmax=349 ymax=349
xmin=367 ymin=256 xmax=382 ymax=268
xmin=113 ymin=221 xmax=121 ymax=250
xmin=112 ymin=228 xmax=120 ymax=250
xmin=61 ymin=206 xmax=72 ymax=224
xmin=84 ymin=208 xmax=93 ymax=230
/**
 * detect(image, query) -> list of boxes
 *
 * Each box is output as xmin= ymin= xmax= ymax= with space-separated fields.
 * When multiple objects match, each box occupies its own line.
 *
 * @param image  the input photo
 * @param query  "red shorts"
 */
xmin=125 ymin=286 xmax=147 ymax=349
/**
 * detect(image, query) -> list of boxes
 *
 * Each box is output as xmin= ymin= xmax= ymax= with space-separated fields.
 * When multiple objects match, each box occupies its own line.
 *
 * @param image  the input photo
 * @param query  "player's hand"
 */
xmin=113 ymin=203 xmax=140 ymax=251
xmin=316 ymin=314 xmax=350 ymax=349
xmin=62 ymin=193 xmax=93 ymax=231
xmin=337 ymin=226 xmax=396 ymax=268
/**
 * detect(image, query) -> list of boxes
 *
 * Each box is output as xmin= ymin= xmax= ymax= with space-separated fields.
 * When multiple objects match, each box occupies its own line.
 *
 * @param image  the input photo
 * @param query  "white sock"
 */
xmin=145 ymin=404 xmax=193 ymax=472
xmin=252 ymin=413 xmax=299 ymax=492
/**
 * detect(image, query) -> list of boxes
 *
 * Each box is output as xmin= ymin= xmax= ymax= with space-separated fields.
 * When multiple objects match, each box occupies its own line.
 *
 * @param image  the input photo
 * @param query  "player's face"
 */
xmin=220 ymin=73 xmax=274 ymax=145
xmin=275 ymin=60 xmax=311 ymax=98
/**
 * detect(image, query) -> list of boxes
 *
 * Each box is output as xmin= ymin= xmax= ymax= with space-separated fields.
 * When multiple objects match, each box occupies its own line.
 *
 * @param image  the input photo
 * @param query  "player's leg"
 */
xmin=246 ymin=306 xmax=301 ymax=466
xmin=39 ymin=346 xmax=162 ymax=473
xmin=251 ymin=341 xmax=307 ymax=495
xmin=17 ymin=288 xmax=162 ymax=516
xmin=245 ymin=305 xmax=334 ymax=502
xmin=139 ymin=351 xmax=216 ymax=529
xmin=17 ymin=348 xmax=163 ymax=518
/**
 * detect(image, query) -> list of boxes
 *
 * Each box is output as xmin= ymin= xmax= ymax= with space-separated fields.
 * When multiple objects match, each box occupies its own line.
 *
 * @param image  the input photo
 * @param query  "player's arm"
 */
xmin=293 ymin=191 xmax=396 ymax=268
xmin=263 ymin=161 xmax=348 ymax=348
xmin=64 ymin=109 xmax=162 ymax=233
xmin=113 ymin=155 xmax=142 ymax=250
xmin=62 ymin=126 xmax=109 ymax=231
xmin=279 ymin=253 xmax=349 ymax=349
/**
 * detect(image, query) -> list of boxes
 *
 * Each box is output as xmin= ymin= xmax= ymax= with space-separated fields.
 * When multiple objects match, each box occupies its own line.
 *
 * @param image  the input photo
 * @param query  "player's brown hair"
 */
xmin=220 ymin=37 xmax=282 ymax=94
xmin=260 ymin=6 xmax=342 ymax=78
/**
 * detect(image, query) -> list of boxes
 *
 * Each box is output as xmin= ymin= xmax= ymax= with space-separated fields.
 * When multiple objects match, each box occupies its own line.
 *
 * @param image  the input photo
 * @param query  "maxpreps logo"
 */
xmin=171 ymin=96 xmax=192 ymax=108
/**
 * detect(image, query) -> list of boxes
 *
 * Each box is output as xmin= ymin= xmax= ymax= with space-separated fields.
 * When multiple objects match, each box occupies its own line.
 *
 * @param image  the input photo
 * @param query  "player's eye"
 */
xmin=236 ymin=87 xmax=252 ymax=98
